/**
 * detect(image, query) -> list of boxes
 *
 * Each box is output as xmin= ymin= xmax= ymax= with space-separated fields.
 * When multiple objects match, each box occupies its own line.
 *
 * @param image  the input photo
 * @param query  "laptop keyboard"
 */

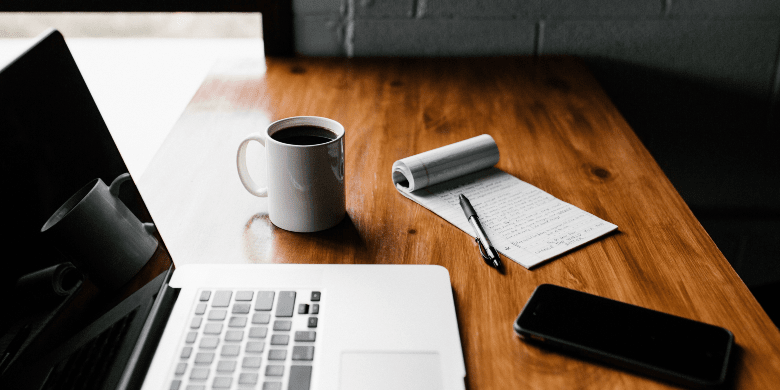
xmin=170 ymin=290 xmax=320 ymax=390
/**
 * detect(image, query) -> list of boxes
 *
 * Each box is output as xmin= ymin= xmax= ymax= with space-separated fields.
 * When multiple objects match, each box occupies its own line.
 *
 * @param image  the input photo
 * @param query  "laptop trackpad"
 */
xmin=340 ymin=351 xmax=443 ymax=390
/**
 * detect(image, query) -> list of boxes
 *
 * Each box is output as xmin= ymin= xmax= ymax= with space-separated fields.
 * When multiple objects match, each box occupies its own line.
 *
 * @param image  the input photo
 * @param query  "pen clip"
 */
xmin=475 ymin=238 xmax=493 ymax=262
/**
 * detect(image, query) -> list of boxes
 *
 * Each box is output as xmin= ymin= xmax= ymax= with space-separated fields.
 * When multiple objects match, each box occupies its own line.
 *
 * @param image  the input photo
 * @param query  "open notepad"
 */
xmin=392 ymin=135 xmax=618 ymax=268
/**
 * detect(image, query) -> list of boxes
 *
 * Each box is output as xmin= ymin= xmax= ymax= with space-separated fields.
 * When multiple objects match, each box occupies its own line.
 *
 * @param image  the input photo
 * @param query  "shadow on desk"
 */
xmin=583 ymin=59 xmax=780 ymax=328
xmin=513 ymin=336 xmax=745 ymax=389
xmin=243 ymin=213 xmax=372 ymax=264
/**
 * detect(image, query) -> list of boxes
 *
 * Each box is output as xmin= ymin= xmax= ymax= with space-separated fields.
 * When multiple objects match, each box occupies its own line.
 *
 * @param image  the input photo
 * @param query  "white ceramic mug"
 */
xmin=236 ymin=116 xmax=346 ymax=232
xmin=40 ymin=173 xmax=158 ymax=290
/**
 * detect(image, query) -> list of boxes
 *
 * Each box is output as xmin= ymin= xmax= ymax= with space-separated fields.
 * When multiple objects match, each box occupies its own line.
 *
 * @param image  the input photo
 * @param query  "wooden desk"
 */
xmin=140 ymin=57 xmax=780 ymax=389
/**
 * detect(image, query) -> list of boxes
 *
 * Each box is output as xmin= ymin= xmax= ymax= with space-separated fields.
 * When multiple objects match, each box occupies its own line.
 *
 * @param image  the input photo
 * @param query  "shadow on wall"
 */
xmin=584 ymin=58 xmax=779 ymax=213
xmin=584 ymin=58 xmax=780 ymax=327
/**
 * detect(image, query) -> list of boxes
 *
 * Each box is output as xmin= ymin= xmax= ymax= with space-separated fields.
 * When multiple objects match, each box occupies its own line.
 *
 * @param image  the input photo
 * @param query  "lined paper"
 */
xmin=393 ymin=136 xmax=617 ymax=268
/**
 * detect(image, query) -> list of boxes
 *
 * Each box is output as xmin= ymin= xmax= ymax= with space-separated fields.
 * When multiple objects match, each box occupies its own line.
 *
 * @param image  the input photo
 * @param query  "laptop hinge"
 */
xmin=116 ymin=266 xmax=179 ymax=390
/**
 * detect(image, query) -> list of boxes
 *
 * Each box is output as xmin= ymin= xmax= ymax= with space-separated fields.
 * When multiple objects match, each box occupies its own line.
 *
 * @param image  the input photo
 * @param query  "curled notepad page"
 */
xmin=392 ymin=134 xmax=500 ymax=192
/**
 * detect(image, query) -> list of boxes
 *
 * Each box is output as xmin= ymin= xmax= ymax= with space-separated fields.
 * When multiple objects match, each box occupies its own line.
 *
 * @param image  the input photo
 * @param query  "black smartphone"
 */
xmin=513 ymin=284 xmax=734 ymax=388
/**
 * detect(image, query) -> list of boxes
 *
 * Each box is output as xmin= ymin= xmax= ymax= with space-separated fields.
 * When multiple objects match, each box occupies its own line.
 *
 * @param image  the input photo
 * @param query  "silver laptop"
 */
xmin=0 ymin=29 xmax=466 ymax=390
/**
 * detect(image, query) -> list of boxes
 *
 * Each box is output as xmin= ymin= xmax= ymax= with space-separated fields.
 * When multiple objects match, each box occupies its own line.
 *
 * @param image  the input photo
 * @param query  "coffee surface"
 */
xmin=272 ymin=125 xmax=336 ymax=146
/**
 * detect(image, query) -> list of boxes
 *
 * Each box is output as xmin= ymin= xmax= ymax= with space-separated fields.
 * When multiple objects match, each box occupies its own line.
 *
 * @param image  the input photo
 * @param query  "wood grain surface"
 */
xmin=140 ymin=57 xmax=780 ymax=389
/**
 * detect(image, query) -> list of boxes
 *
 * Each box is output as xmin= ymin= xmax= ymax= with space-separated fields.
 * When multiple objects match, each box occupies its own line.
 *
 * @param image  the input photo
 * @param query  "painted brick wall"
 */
xmin=292 ymin=0 xmax=780 ymax=100
xmin=293 ymin=0 xmax=780 ymax=213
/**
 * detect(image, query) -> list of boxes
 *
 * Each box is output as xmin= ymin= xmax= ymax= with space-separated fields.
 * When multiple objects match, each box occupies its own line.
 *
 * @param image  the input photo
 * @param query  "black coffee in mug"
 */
xmin=271 ymin=125 xmax=336 ymax=146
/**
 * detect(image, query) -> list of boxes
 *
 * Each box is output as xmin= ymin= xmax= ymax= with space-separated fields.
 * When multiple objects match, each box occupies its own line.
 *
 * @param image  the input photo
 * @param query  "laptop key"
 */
xmin=298 ymin=304 xmax=309 ymax=314
xmin=229 ymin=316 xmax=248 ymax=328
xmin=252 ymin=312 xmax=271 ymax=324
xmin=276 ymin=291 xmax=296 ymax=317
xmin=255 ymin=291 xmax=275 ymax=311
xmin=292 ymin=346 xmax=314 ymax=361
xmin=294 ymin=331 xmax=316 ymax=342
xmin=212 ymin=291 xmax=232 ymax=307
xmin=208 ymin=309 xmax=227 ymax=321
xmin=246 ymin=341 xmax=265 ymax=353
xmin=199 ymin=291 xmax=211 ymax=301
xmin=221 ymin=345 xmax=240 ymax=357
xmin=232 ymin=303 xmax=251 ymax=314
xmin=194 ymin=303 xmax=207 ymax=315
xmin=311 ymin=291 xmax=321 ymax=301
xmin=190 ymin=317 xmax=203 ymax=329
xmin=194 ymin=352 xmax=215 ymax=365
xmin=186 ymin=331 xmax=198 ymax=343
xmin=225 ymin=330 xmax=244 ymax=342
xmin=199 ymin=337 xmax=219 ymax=349
xmin=204 ymin=323 xmax=223 ymax=334
xmin=212 ymin=376 xmax=232 ymax=388
xmin=263 ymin=382 xmax=282 ymax=390
xmin=267 ymin=349 xmax=287 ymax=360
xmin=235 ymin=290 xmax=254 ymax=301
xmin=307 ymin=317 xmax=318 ymax=328
xmin=239 ymin=372 xmax=259 ymax=384
xmin=273 ymin=320 xmax=292 ymax=331
xmin=216 ymin=360 xmax=236 ymax=373
xmin=189 ymin=367 xmax=209 ymax=380
xmin=242 ymin=356 xmax=262 ymax=368
xmin=186 ymin=385 xmax=204 ymax=390
xmin=289 ymin=365 xmax=313 ymax=390
xmin=181 ymin=347 xmax=193 ymax=359
xmin=175 ymin=362 xmax=187 ymax=375
xmin=249 ymin=326 xmax=268 ymax=339
xmin=265 ymin=365 xmax=284 ymax=376
xmin=270 ymin=334 xmax=289 ymax=345
xmin=311 ymin=304 xmax=319 ymax=314
xmin=170 ymin=379 xmax=181 ymax=390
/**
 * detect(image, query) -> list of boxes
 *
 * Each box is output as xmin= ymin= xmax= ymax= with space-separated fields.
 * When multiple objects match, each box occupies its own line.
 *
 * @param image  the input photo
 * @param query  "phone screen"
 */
xmin=514 ymin=284 xmax=733 ymax=387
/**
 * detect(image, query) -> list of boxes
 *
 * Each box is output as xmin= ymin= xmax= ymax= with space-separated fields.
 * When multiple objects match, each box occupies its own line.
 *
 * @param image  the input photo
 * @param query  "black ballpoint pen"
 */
xmin=458 ymin=194 xmax=503 ymax=271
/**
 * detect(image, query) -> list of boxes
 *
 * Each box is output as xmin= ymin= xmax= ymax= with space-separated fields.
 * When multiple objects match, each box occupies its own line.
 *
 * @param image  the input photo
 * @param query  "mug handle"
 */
xmin=108 ymin=173 xmax=132 ymax=197
xmin=236 ymin=133 xmax=269 ymax=197
xmin=108 ymin=173 xmax=158 ymax=234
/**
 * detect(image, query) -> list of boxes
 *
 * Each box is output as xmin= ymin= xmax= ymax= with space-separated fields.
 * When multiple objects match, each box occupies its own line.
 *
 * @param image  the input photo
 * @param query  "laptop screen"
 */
xmin=0 ymin=30 xmax=167 ymax=355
